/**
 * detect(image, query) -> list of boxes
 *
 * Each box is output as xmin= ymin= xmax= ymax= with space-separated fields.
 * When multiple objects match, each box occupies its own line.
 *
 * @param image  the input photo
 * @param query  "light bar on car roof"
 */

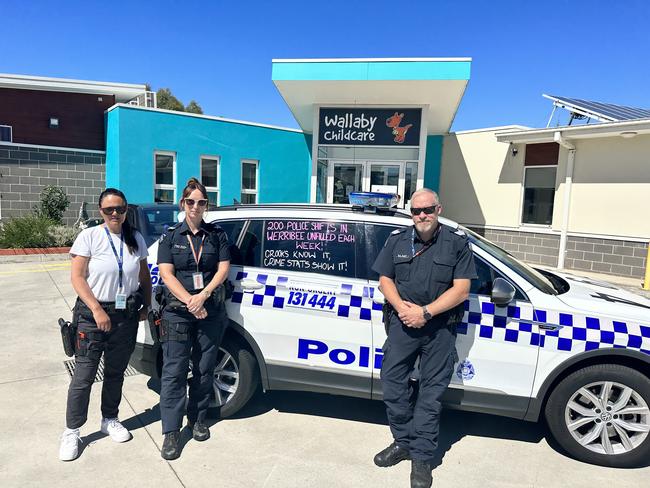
xmin=349 ymin=192 xmax=398 ymax=212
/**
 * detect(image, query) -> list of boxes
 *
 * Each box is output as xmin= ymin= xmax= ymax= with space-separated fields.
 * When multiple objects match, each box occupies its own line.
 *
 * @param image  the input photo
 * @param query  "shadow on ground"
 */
xmin=123 ymin=378 xmax=547 ymax=468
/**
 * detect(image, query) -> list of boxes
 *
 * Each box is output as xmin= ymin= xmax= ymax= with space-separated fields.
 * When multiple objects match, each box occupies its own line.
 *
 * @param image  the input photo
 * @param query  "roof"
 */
xmin=495 ymin=118 xmax=650 ymax=144
xmin=0 ymin=73 xmax=147 ymax=103
xmin=271 ymin=58 xmax=471 ymax=134
xmin=543 ymin=94 xmax=650 ymax=123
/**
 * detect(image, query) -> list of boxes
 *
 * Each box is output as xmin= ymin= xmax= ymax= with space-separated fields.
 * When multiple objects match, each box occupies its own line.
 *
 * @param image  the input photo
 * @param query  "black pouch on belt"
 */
xmin=382 ymin=301 xmax=394 ymax=336
xmin=147 ymin=309 xmax=161 ymax=343
xmin=59 ymin=316 xmax=78 ymax=357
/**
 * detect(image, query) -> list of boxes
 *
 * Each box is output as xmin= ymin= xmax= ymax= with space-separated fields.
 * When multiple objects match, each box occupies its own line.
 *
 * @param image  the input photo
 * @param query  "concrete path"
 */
xmin=1 ymin=259 xmax=648 ymax=488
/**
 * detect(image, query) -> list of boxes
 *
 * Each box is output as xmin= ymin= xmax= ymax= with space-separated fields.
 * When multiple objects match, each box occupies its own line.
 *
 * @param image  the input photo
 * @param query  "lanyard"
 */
xmin=186 ymin=233 xmax=206 ymax=272
xmin=411 ymin=226 xmax=440 ymax=259
xmin=104 ymin=226 xmax=124 ymax=289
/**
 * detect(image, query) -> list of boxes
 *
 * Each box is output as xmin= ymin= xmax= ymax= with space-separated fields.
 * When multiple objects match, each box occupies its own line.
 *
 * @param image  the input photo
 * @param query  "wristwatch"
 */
xmin=422 ymin=306 xmax=433 ymax=321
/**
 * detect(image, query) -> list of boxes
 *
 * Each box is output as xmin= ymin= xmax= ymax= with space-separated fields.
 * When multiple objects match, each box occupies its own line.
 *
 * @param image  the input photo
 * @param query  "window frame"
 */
xmin=241 ymin=159 xmax=259 ymax=204
xmin=519 ymin=164 xmax=557 ymax=228
xmin=153 ymin=151 xmax=176 ymax=203
xmin=0 ymin=125 xmax=12 ymax=142
xmin=200 ymin=155 xmax=220 ymax=207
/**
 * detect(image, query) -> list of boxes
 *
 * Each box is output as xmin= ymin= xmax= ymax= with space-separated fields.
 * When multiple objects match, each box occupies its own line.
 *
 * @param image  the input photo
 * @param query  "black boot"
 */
xmin=373 ymin=442 xmax=411 ymax=467
xmin=190 ymin=421 xmax=210 ymax=442
xmin=410 ymin=460 xmax=433 ymax=488
xmin=161 ymin=431 xmax=181 ymax=460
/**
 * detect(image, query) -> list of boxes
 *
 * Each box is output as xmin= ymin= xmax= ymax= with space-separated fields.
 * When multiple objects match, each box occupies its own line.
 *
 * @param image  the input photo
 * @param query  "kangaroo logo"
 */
xmin=385 ymin=112 xmax=413 ymax=144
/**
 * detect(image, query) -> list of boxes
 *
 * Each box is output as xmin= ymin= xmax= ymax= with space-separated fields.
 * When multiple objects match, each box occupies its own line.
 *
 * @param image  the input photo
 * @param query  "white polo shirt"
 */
xmin=70 ymin=225 xmax=148 ymax=302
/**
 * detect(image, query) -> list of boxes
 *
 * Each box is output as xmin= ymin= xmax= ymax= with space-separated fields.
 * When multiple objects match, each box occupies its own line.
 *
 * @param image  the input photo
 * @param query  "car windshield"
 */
xmin=462 ymin=226 xmax=558 ymax=295
xmin=142 ymin=206 xmax=179 ymax=241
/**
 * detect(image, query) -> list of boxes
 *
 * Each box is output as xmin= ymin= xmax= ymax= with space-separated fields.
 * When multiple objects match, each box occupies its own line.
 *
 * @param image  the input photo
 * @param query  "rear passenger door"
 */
xmin=226 ymin=218 xmax=375 ymax=398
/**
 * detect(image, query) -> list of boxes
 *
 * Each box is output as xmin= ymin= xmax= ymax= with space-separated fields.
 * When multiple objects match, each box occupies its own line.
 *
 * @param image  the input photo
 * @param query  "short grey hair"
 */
xmin=411 ymin=188 xmax=440 ymax=204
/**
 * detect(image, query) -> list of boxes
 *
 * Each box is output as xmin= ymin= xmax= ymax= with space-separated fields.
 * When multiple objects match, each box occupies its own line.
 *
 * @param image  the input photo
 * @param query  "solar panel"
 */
xmin=543 ymin=94 xmax=650 ymax=122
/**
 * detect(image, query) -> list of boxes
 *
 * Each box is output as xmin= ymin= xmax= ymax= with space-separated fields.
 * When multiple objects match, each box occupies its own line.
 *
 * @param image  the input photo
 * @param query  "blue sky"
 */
xmin=3 ymin=0 xmax=649 ymax=131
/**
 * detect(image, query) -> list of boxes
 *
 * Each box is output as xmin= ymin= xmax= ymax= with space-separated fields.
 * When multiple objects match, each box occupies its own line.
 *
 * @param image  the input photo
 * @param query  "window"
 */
xmin=365 ymin=223 xmax=403 ymax=281
xmin=241 ymin=160 xmax=258 ymax=204
xmin=0 ymin=125 xmax=12 ymax=142
xmin=201 ymin=156 xmax=220 ymax=206
xmin=154 ymin=152 xmax=175 ymax=203
xmin=521 ymin=166 xmax=556 ymax=225
xmin=470 ymin=256 xmax=526 ymax=300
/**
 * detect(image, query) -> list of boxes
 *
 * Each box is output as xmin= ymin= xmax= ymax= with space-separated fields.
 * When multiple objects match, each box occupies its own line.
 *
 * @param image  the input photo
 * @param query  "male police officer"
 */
xmin=372 ymin=188 xmax=477 ymax=488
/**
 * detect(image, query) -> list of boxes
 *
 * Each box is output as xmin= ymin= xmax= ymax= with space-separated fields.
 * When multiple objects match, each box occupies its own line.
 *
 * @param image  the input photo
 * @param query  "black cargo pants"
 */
xmin=380 ymin=313 xmax=457 ymax=462
xmin=66 ymin=303 xmax=138 ymax=429
xmin=159 ymin=306 xmax=226 ymax=434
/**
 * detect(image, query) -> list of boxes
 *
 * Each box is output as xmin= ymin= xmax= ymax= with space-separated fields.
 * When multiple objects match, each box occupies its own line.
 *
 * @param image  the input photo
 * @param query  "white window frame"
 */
xmin=241 ymin=159 xmax=259 ymax=204
xmin=0 ymin=125 xmax=12 ymax=142
xmin=153 ymin=150 xmax=176 ymax=203
xmin=200 ymin=155 xmax=220 ymax=206
xmin=519 ymin=164 xmax=557 ymax=228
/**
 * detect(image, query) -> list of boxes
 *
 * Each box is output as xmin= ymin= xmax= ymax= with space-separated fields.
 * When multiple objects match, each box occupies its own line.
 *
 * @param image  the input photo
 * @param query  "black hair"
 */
xmin=98 ymin=188 xmax=138 ymax=255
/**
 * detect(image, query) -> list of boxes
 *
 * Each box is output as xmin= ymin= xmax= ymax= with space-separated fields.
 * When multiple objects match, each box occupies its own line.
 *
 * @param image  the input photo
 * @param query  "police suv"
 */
xmin=130 ymin=200 xmax=650 ymax=468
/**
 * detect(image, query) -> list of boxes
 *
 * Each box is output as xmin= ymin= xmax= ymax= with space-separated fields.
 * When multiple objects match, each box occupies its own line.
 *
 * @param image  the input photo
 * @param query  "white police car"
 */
xmin=130 ymin=199 xmax=650 ymax=468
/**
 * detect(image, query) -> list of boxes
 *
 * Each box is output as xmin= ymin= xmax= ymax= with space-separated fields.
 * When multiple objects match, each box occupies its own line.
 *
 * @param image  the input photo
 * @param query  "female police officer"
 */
xmin=157 ymin=177 xmax=230 ymax=460
xmin=60 ymin=188 xmax=151 ymax=461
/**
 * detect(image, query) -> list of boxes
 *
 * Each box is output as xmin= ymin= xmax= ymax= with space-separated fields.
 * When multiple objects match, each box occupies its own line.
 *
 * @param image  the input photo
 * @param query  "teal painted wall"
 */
xmin=272 ymin=61 xmax=471 ymax=81
xmin=423 ymin=135 xmax=444 ymax=191
xmin=106 ymin=107 xmax=312 ymax=205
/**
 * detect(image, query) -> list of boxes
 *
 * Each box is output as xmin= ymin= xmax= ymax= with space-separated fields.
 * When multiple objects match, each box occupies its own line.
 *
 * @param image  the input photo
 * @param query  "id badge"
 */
xmin=115 ymin=292 xmax=127 ymax=310
xmin=192 ymin=272 xmax=205 ymax=290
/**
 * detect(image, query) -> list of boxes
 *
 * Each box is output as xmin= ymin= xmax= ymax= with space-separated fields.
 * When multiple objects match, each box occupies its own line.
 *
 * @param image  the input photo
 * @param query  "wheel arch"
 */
xmin=153 ymin=318 xmax=270 ymax=390
xmin=525 ymin=349 xmax=650 ymax=422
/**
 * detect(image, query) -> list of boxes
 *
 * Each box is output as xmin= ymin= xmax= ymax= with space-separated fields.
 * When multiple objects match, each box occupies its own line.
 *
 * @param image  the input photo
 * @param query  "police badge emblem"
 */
xmin=456 ymin=359 xmax=475 ymax=380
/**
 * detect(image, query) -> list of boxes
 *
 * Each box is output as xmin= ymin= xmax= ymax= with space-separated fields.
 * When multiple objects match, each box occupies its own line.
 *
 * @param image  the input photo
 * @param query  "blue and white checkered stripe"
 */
xmin=229 ymin=272 xmax=650 ymax=357
xmin=459 ymin=295 xmax=650 ymax=356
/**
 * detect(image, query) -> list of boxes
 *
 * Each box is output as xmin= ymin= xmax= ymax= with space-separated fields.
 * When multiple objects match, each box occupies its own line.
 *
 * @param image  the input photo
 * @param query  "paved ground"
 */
xmin=1 ymin=258 xmax=649 ymax=488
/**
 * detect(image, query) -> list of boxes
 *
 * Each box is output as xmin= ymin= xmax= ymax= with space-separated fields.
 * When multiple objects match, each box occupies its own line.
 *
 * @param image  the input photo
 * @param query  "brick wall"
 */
xmin=566 ymin=236 xmax=647 ymax=279
xmin=0 ymin=143 xmax=105 ymax=226
xmin=468 ymin=227 xmax=560 ymax=267
xmin=467 ymin=226 xmax=648 ymax=280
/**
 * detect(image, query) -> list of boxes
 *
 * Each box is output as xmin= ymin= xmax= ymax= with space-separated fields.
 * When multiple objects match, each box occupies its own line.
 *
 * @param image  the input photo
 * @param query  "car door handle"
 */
xmin=538 ymin=323 xmax=562 ymax=331
xmin=240 ymin=278 xmax=264 ymax=291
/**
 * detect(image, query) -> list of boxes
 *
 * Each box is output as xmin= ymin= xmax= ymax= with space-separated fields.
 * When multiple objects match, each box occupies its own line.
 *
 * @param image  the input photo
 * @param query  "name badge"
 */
xmin=115 ymin=292 xmax=127 ymax=310
xmin=192 ymin=272 xmax=205 ymax=290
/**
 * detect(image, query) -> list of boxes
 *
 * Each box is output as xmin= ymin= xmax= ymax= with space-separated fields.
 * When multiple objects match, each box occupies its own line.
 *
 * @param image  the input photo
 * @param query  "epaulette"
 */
xmin=389 ymin=228 xmax=406 ymax=237
xmin=158 ymin=223 xmax=180 ymax=243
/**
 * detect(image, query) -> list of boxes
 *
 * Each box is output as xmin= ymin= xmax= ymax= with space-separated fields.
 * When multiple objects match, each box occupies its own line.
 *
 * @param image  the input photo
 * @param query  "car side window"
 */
xmin=215 ymin=220 xmax=246 ymax=265
xmin=471 ymin=256 xmax=526 ymax=300
xmin=239 ymin=220 xmax=263 ymax=267
xmin=365 ymin=224 xmax=403 ymax=281
xmin=259 ymin=219 xmax=361 ymax=278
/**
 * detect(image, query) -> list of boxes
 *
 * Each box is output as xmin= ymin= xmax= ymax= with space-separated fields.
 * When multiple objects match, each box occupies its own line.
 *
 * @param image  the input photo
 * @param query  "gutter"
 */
xmin=554 ymin=131 xmax=576 ymax=270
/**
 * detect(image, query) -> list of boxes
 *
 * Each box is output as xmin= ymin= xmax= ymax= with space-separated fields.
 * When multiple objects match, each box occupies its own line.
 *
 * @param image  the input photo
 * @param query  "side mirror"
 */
xmin=491 ymin=277 xmax=515 ymax=306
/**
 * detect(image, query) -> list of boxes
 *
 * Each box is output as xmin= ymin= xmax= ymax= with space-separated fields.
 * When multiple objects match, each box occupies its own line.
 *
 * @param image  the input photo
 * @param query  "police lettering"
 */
xmin=297 ymin=338 xmax=383 ymax=369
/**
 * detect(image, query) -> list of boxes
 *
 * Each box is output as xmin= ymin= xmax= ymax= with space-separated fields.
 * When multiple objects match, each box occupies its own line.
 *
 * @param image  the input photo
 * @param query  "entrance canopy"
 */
xmin=272 ymin=58 xmax=471 ymax=134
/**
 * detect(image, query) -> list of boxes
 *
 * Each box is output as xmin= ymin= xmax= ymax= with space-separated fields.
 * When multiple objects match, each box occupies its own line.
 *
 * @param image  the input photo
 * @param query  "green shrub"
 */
xmin=0 ymin=214 xmax=56 ymax=248
xmin=35 ymin=186 xmax=70 ymax=224
xmin=49 ymin=225 xmax=81 ymax=247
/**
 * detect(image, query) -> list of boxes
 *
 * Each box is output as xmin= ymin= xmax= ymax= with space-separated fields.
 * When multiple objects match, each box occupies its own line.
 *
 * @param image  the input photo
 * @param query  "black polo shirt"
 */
xmin=157 ymin=219 xmax=231 ymax=294
xmin=372 ymin=224 xmax=477 ymax=324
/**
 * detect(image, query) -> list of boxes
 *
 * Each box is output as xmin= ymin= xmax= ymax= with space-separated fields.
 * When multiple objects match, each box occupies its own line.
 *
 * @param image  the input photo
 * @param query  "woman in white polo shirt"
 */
xmin=59 ymin=188 xmax=151 ymax=461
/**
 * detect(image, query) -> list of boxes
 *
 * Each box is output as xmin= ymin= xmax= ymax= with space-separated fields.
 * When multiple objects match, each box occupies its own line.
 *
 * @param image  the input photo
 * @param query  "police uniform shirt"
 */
xmin=372 ymin=224 xmax=477 ymax=324
xmin=157 ymin=219 xmax=231 ymax=295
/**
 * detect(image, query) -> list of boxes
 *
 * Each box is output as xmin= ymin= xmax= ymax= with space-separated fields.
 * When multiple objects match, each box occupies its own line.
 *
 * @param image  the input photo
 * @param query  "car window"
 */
xmin=365 ymin=223 xmax=403 ymax=281
xmin=471 ymin=256 xmax=526 ymax=300
xmin=214 ymin=220 xmax=247 ymax=265
xmin=238 ymin=220 xmax=263 ymax=267
xmin=253 ymin=219 xmax=362 ymax=279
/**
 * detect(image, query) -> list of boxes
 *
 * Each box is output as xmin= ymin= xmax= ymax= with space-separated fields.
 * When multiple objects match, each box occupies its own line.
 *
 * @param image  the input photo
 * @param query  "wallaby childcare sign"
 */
xmin=318 ymin=108 xmax=421 ymax=146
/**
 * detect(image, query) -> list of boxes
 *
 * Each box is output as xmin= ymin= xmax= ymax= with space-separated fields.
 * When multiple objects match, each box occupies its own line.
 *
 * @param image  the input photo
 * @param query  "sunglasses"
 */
xmin=410 ymin=205 xmax=439 ymax=216
xmin=100 ymin=206 xmax=127 ymax=215
xmin=184 ymin=198 xmax=208 ymax=207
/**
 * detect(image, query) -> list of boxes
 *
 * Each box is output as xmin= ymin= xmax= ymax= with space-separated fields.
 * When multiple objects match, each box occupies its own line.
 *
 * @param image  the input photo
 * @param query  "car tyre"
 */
xmin=213 ymin=336 xmax=260 ymax=418
xmin=545 ymin=364 xmax=650 ymax=468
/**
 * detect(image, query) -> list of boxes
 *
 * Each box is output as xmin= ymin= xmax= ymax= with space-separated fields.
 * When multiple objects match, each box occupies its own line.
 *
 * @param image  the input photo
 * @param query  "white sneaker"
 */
xmin=100 ymin=417 xmax=132 ymax=442
xmin=59 ymin=428 xmax=81 ymax=461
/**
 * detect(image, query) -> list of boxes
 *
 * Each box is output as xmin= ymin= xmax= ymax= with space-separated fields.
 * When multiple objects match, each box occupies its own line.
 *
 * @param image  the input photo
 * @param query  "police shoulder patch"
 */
xmin=158 ymin=223 xmax=179 ymax=243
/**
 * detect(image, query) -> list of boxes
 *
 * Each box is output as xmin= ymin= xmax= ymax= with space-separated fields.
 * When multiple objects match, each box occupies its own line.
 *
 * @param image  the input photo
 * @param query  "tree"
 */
xmin=156 ymin=88 xmax=185 ymax=112
xmin=185 ymin=100 xmax=203 ymax=114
